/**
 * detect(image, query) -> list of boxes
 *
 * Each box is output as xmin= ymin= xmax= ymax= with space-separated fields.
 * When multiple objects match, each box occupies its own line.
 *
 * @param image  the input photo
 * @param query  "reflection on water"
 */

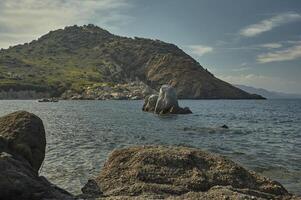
xmin=0 ymin=99 xmax=300 ymax=194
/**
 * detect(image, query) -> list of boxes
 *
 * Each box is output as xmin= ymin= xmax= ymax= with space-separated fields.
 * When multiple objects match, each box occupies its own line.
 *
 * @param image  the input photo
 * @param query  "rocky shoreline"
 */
xmin=0 ymin=111 xmax=299 ymax=200
xmin=60 ymin=81 xmax=156 ymax=100
xmin=0 ymin=81 xmax=156 ymax=100
xmin=0 ymin=82 xmax=266 ymax=101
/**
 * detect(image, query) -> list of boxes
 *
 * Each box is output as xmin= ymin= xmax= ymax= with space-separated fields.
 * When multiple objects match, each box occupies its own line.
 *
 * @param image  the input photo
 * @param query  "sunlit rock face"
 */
xmin=143 ymin=85 xmax=192 ymax=114
xmin=81 ymin=145 xmax=292 ymax=200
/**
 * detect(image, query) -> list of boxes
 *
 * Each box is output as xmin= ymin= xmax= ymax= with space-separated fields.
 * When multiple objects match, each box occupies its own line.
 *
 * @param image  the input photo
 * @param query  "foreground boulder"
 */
xmin=143 ymin=85 xmax=192 ymax=114
xmin=82 ymin=145 xmax=295 ymax=200
xmin=0 ymin=111 xmax=74 ymax=200
xmin=0 ymin=111 xmax=46 ymax=172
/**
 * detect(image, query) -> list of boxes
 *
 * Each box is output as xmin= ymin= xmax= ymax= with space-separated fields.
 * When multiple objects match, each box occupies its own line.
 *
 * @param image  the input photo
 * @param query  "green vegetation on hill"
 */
xmin=0 ymin=24 xmax=263 ymax=99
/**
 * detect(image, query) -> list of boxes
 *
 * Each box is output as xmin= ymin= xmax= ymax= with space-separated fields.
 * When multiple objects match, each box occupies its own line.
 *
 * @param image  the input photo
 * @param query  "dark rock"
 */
xmin=0 ymin=111 xmax=46 ymax=172
xmin=82 ymin=145 xmax=293 ymax=200
xmin=81 ymin=179 xmax=103 ymax=197
xmin=0 ymin=111 xmax=75 ymax=200
xmin=221 ymin=124 xmax=229 ymax=129
xmin=169 ymin=106 xmax=193 ymax=114
xmin=0 ymin=152 xmax=74 ymax=200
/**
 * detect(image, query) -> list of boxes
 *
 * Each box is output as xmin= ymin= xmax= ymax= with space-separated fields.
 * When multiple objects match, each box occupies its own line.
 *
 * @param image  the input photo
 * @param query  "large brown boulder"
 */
xmin=82 ymin=146 xmax=294 ymax=200
xmin=0 ymin=111 xmax=46 ymax=172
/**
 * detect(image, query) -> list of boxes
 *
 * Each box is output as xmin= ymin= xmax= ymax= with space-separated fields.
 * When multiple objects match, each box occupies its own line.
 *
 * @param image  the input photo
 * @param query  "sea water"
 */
xmin=0 ymin=99 xmax=300 ymax=195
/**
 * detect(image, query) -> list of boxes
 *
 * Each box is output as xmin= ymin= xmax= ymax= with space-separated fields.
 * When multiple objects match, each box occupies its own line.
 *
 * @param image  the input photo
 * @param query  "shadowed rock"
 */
xmin=0 ymin=152 xmax=74 ymax=200
xmin=142 ymin=85 xmax=192 ymax=114
xmin=82 ymin=145 xmax=294 ymax=200
xmin=0 ymin=111 xmax=46 ymax=172
xmin=0 ymin=111 xmax=74 ymax=200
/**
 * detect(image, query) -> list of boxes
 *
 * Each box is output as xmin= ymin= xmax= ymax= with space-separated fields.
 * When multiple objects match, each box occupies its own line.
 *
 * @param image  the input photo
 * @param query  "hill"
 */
xmin=235 ymin=85 xmax=301 ymax=99
xmin=0 ymin=24 xmax=263 ymax=99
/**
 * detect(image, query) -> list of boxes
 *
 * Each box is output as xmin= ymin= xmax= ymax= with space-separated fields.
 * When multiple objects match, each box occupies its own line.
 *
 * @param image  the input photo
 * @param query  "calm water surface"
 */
xmin=0 ymin=100 xmax=300 ymax=195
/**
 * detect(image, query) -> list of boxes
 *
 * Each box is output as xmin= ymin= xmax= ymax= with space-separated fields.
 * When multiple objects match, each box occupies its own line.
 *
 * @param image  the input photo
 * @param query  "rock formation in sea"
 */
xmin=0 ymin=111 xmax=74 ymax=200
xmin=143 ymin=85 xmax=192 ymax=114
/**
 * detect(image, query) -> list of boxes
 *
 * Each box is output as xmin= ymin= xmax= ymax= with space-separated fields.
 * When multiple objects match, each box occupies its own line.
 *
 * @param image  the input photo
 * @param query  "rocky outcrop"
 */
xmin=0 ymin=111 xmax=74 ymax=200
xmin=142 ymin=94 xmax=159 ymax=112
xmin=61 ymin=81 xmax=157 ymax=100
xmin=81 ymin=145 xmax=295 ymax=200
xmin=143 ymin=85 xmax=192 ymax=114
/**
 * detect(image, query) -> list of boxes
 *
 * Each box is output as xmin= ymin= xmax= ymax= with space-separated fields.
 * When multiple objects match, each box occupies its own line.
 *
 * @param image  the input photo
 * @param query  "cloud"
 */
xmin=187 ymin=45 xmax=213 ymax=56
xmin=217 ymin=73 xmax=300 ymax=93
xmin=231 ymin=63 xmax=251 ymax=72
xmin=260 ymin=43 xmax=282 ymax=49
xmin=0 ymin=0 xmax=132 ymax=48
xmin=239 ymin=12 xmax=301 ymax=37
xmin=213 ymin=42 xmax=283 ymax=52
xmin=257 ymin=44 xmax=301 ymax=63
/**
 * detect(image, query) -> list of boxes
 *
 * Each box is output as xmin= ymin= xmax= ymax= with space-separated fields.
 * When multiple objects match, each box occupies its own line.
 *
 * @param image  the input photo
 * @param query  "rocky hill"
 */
xmin=0 ymin=24 xmax=263 ymax=99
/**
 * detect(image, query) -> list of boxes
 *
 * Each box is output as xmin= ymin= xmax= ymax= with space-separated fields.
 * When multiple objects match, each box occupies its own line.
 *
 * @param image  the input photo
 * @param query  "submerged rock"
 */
xmin=82 ymin=145 xmax=294 ymax=200
xmin=0 ymin=111 xmax=74 ymax=200
xmin=143 ymin=85 xmax=192 ymax=114
xmin=221 ymin=124 xmax=229 ymax=129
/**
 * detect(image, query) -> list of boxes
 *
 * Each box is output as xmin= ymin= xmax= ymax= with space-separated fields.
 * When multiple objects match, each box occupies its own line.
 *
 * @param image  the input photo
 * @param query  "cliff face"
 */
xmin=0 ymin=24 xmax=263 ymax=99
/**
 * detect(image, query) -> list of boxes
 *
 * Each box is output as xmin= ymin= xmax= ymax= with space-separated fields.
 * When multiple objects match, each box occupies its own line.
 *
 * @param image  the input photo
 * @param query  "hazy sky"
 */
xmin=0 ymin=0 xmax=301 ymax=93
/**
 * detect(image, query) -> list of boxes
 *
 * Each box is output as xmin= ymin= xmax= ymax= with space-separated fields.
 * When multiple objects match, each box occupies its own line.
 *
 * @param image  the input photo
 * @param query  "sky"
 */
xmin=0 ymin=0 xmax=301 ymax=93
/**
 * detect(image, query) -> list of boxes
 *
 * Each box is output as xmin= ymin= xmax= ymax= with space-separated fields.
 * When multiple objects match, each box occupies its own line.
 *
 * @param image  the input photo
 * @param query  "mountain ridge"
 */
xmin=235 ymin=84 xmax=301 ymax=99
xmin=0 ymin=24 xmax=264 ymax=99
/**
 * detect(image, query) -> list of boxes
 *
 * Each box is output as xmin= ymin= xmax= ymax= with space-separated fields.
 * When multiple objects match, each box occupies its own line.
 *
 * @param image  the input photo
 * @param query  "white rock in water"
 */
xmin=155 ymin=85 xmax=179 ymax=114
xmin=143 ymin=94 xmax=158 ymax=112
xmin=142 ymin=85 xmax=192 ymax=114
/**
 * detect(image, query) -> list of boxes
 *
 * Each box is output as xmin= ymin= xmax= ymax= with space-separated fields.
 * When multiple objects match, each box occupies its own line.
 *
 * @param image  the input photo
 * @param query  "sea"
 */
xmin=0 ymin=99 xmax=300 ymax=195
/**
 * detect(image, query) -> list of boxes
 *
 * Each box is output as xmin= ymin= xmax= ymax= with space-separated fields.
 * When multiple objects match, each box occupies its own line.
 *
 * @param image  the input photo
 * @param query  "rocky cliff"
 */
xmin=0 ymin=24 xmax=264 ymax=99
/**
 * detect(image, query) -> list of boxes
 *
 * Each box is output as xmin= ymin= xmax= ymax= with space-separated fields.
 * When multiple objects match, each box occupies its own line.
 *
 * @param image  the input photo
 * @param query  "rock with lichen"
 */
xmin=81 ymin=145 xmax=295 ymax=200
